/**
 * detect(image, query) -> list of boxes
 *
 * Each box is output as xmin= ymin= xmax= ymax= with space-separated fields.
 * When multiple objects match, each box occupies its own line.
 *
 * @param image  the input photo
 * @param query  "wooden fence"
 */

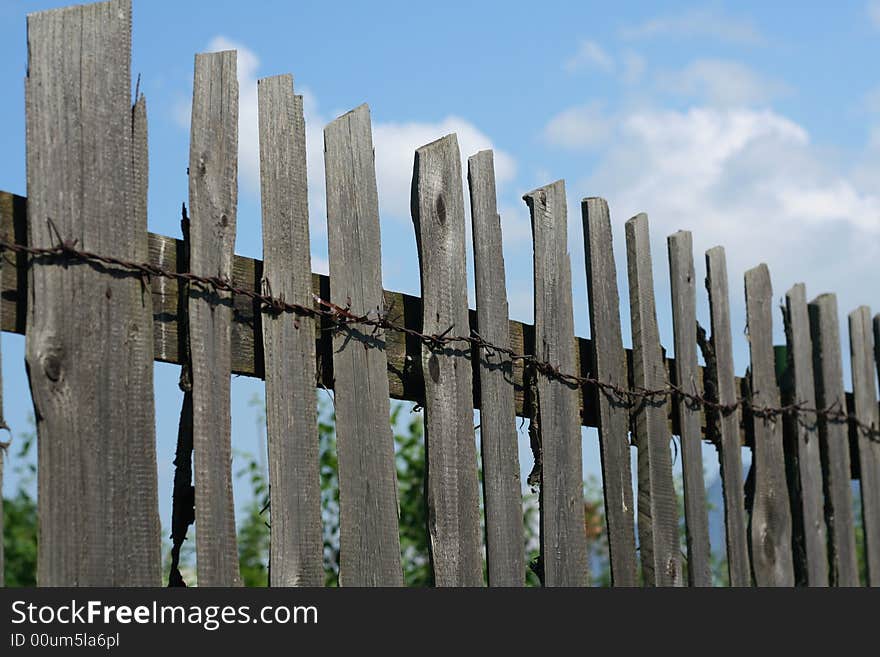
xmin=1 ymin=0 xmax=879 ymax=587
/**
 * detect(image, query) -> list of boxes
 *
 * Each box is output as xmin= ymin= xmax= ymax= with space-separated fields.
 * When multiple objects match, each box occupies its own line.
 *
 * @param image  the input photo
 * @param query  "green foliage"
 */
xmin=234 ymin=395 xmax=433 ymax=586
xmin=2 ymin=421 xmax=38 ymax=587
xmin=235 ymin=455 xmax=270 ymax=587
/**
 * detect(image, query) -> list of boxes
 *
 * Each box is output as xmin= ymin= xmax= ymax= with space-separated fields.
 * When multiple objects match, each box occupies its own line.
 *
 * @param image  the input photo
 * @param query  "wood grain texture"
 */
xmin=744 ymin=264 xmax=794 ymax=586
xmin=24 ymin=0 xmax=160 ymax=586
xmin=188 ymin=49 xmax=241 ymax=587
xmin=324 ymin=104 xmax=403 ymax=586
xmin=582 ymin=197 xmax=638 ymax=587
xmin=705 ymin=246 xmax=750 ymax=586
xmin=782 ymin=284 xmax=828 ymax=586
xmin=667 ymin=231 xmax=711 ymax=587
xmin=411 ymin=134 xmax=482 ymax=586
xmin=809 ymin=294 xmax=858 ymax=586
xmin=626 ymin=214 xmax=681 ymax=587
xmin=468 ymin=150 xmax=524 ymax=586
xmin=525 ymin=180 xmax=589 ymax=587
xmin=849 ymin=306 xmax=880 ymax=585
xmin=258 ymin=75 xmax=323 ymax=586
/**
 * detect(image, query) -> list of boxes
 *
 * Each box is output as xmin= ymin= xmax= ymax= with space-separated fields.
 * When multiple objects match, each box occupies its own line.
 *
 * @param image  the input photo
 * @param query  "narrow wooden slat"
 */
xmin=849 ymin=306 xmax=880 ymax=585
xmin=783 ymin=284 xmax=828 ymax=586
xmin=323 ymin=104 xmax=402 ymax=586
xmin=128 ymin=93 xmax=162 ymax=583
xmin=809 ymin=294 xmax=858 ymax=586
xmin=524 ymin=180 xmax=589 ymax=587
xmin=705 ymin=246 xmax=750 ymax=586
xmin=25 ymin=0 xmax=160 ymax=586
xmin=667 ymin=230 xmax=711 ymax=587
xmin=582 ymin=197 xmax=638 ymax=586
xmin=188 ymin=49 xmax=241 ymax=587
xmin=258 ymin=75 xmax=323 ymax=586
xmin=625 ymin=214 xmax=681 ymax=587
xmin=468 ymin=150 xmax=524 ymax=586
xmin=744 ymin=264 xmax=794 ymax=586
xmin=411 ymin=134 xmax=482 ymax=586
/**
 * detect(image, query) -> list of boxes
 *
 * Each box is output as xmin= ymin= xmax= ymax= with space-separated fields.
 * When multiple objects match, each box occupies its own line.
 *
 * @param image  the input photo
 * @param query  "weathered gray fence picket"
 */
xmin=3 ymin=0 xmax=880 ymax=590
xmin=582 ymin=198 xmax=639 ymax=586
xmin=809 ymin=294 xmax=859 ymax=586
xmin=25 ymin=0 xmax=160 ymax=586
xmin=626 ymin=214 xmax=681 ymax=587
xmin=705 ymin=246 xmax=751 ymax=587
xmin=667 ymin=231 xmax=711 ymax=587
xmin=411 ymin=135 xmax=483 ymax=586
xmin=468 ymin=150 xmax=525 ymax=587
xmin=258 ymin=74 xmax=324 ymax=586
xmin=324 ymin=104 xmax=403 ymax=586
xmin=783 ymin=284 xmax=828 ymax=586
xmin=850 ymin=306 xmax=880 ymax=585
xmin=525 ymin=181 xmax=589 ymax=587
xmin=744 ymin=265 xmax=794 ymax=586
xmin=188 ymin=49 xmax=241 ymax=587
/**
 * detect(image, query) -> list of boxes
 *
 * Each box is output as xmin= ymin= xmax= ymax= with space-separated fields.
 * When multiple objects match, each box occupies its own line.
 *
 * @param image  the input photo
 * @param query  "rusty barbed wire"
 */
xmin=1 ymin=229 xmax=878 ymax=441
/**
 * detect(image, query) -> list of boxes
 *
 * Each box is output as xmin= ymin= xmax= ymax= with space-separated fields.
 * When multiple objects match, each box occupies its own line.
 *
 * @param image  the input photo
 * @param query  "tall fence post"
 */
xmin=849 ymin=306 xmax=880 ymax=585
xmin=411 ymin=134 xmax=483 ymax=586
xmin=744 ymin=264 xmax=794 ymax=586
xmin=258 ymin=74 xmax=324 ymax=587
xmin=525 ymin=180 xmax=589 ymax=587
xmin=582 ymin=197 xmax=638 ymax=587
xmin=468 ymin=150 xmax=525 ymax=586
xmin=667 ymin=230 xmax=711 ymax=586
xmin=705 ymin=246 xmax=751 ymax=586
xmin=188 ymin=49 xmax=241 ymax=587
xmin=25 ymin=0 xmax=160 ymax=586
xmin=324 ymin=104 xmax=403 ymax=586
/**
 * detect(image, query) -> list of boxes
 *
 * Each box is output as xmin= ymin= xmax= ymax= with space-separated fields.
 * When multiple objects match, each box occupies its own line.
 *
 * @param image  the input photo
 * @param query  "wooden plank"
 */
xmin=257 ymin=75 xmax=323 ymax=586
xmin=744 ymin=264 xmax=794 ymax=586
xmin=468 ymin=149 xmax=524 ymax=586
xmin=323 ymin=103 xmax=402 ymax=586
xmin=783 ymin=284 xmax=828 ymax=586
xmin=525 ymin=180 xmax=589 ymax=587
xmin=581 ymin=197 xmax=638 ymax=586
xmin=705 ymin=246 xmax=751 ymax=586
xmin=128 ymin=93 xmax=162 ymax=584
xmin=625 ymin=214 xmax=681 ymax=586
xmin=188 ymin=49 xmax=241 ymax=587
xmin=24 ymin=0 xmax=160 ymax=586
xmin=667 ymin=230 xmax=711 ymax=587
xmin=849 ymin=306 xmax=880 ymax=585
xmin=411 ymin=134 xmax=482 ymax=586
xmin=809 ymin=294 xmax=858 ymax=586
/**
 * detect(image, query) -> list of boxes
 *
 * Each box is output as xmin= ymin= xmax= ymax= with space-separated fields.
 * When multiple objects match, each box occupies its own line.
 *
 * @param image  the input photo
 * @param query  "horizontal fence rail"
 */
xmin=4 ymin=190 xmax=866 ymax=443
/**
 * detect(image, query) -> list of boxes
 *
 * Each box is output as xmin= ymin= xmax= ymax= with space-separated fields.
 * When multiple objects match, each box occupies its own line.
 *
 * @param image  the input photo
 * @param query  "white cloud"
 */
xmin=204 ymin=37 xmax=261 ymax=196
xmin=657 ymin=59 xmax=788 ymax=106
xmin=577 ymin=106 xmax=880 ymax=323
xmin=371 ymin=117 xmax=516 ymax=220
xmin=564 ymin=40 xmax=614 ymax=74
xmin=621 ymin=8 xmax=764 ymax=45
xmin=542 ymin=103 xmax=614 ymax=150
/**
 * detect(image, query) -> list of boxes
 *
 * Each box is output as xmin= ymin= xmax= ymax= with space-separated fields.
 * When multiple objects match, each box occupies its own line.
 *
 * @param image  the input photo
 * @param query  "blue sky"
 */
xmin=1 ymin=1 xmax=879 ymax=534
